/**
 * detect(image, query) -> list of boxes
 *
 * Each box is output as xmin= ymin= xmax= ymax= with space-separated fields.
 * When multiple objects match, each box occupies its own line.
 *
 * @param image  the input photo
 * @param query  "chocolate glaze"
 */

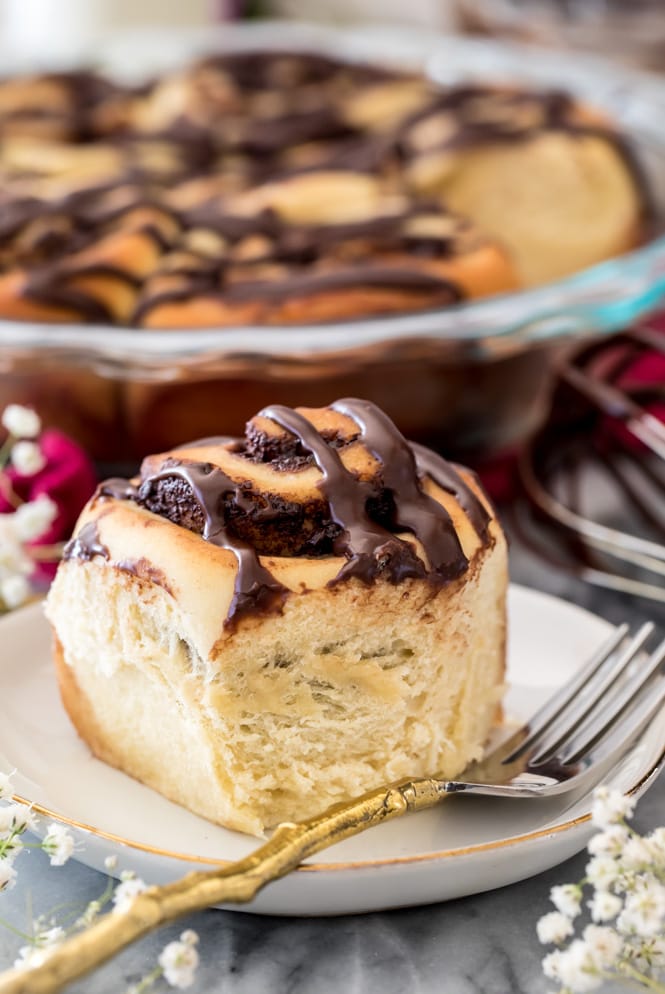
xmin=98 ymin=477 xmax=140 ymax=501
xmin=331 ymin=398 xmax=481 ymax=580
xmin=70 ymin=401 xmax=494 ymax=625
xmin=410 ymin=442 xmax=491 ymax=542
xmin=23 ymin=270 xmax=114 ymax=323
xmin=130 ymin=264 xmax=461 ymax=325
xmin=261 ymin=404 xmax=428 ymax=584
xmin=137 ymin=460 xmax=288 ymax=628
xmin=63 ymin=521 xmax=109 ymax=562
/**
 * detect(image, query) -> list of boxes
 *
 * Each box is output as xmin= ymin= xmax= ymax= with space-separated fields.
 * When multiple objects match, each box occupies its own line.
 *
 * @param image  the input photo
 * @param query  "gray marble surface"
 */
xmin=0 ymin=512 xmax=663 ymax=994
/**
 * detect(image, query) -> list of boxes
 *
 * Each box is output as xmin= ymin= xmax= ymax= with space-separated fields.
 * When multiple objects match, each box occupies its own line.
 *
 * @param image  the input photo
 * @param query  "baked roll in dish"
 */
xmin=45 ymin=399 xmax=508 ymax=836
xmin=401 ymin=85 xmax=648 ymax=286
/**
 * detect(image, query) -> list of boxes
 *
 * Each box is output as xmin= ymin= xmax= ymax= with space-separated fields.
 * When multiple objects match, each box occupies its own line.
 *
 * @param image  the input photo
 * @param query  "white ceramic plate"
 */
xmin=1 ymin=586 xmax=663 ymax=916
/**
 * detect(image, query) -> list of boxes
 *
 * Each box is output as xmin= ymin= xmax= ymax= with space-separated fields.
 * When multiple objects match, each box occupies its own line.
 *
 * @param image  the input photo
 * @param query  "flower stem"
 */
xmin=0 ymin=473 xmax=20 ymax=509
xmin=617 ymin=963 xmax=665 ymax=994
xmin=126 ymin=964 xmax=163 ymax=994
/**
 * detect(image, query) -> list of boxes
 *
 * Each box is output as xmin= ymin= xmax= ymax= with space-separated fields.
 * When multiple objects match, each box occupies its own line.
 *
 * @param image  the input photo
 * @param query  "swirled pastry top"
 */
xmin=64 ymin=400 xmax=499 ymax=636
xmin=0 ymin=50 xmax=650 ymax=324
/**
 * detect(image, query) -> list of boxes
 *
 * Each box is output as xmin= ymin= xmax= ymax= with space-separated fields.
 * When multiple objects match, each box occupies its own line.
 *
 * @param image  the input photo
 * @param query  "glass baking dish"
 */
xmin=0 ymin=24 xmax=664 ymax=464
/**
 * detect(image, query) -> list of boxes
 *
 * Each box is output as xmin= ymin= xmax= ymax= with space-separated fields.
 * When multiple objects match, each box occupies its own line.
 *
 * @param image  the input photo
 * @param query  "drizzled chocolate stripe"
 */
xmin=261 ymin=404 xmax=427 ymax=585
xmin=131 ymin=266 xmax=462 ymax=325
xmin=136 ymin=462 xmax=287 ymax=628
xmin=410 ymin=442 xmax=491 ymax=542
xmin=22 ymin=274 xmax=114 ymax=323
xmin=63 ymin=521 xmax=109 ymax=562
xmin=76 ymin=401 xmax=494 ymax=626
xmin=330 ymin=398 xmax=469 ymax=580
xmin=182 ymin=204 xmax=463 ymax=256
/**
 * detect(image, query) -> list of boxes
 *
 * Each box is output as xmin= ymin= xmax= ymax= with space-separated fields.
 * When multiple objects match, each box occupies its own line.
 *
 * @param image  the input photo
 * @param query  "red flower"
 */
xmin=0 ymin=429 xmax=97 ymax=544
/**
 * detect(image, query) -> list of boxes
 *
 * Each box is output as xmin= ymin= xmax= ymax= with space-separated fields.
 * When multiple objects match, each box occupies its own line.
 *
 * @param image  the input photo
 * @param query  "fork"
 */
xmin=1 ymin=623 xmax=664 ymax=994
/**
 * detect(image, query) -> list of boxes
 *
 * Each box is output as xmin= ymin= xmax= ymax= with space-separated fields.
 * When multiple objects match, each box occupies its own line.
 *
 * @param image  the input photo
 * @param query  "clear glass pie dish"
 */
xmin=0 ymin=23 xmax=664 ymax=465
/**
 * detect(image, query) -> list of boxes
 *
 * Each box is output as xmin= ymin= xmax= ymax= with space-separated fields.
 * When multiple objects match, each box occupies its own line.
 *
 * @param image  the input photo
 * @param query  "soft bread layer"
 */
xmin=47 ymin=535 xmax=507 ymax=836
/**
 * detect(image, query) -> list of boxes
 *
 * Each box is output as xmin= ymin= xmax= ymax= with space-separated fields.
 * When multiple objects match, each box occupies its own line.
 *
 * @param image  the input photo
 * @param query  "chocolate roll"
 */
xmin=45 ymin=399 xmax=508 ymax=836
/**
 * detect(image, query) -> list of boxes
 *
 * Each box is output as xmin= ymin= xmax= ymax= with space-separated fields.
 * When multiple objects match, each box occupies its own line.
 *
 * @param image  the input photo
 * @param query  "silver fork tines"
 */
xmin=528 ymin=623 xmax=655 ymax=764
xmin=446 ymin=625 xmax=665 ymax=799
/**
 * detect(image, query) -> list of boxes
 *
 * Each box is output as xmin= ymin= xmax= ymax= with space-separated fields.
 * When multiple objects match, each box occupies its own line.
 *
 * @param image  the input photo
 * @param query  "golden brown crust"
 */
xmin=53 ymin=633 xmax=107 ymax=767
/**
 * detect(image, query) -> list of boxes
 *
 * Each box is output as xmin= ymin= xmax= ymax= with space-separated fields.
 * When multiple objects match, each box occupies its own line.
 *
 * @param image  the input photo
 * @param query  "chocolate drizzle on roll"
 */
xmin=136 ymin=461 xmax=288 ymax=628
xmin=409 ymin=442 xmax=491 ymax=542
xmin=262 ymin=403 xmax=429 ymax=585
xmin=63 ymin=521 xmax=110 ymax=562
xmin=130 ymin=264 xmax=462 ymax=325
xmin=330 ymin=398 xmax=472 ymax=580
xmin=75 ymin=400 xmax=493 ymax=627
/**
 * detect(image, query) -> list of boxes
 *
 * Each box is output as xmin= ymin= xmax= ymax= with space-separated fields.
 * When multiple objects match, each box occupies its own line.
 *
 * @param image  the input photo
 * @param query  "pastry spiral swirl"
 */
xmin=77 ymin=399 xmax=494 ymax=627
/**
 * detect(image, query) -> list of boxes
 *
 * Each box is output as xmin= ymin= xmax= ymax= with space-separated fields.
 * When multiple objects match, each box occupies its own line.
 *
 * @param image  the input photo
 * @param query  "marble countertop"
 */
xmin=0 ymin=514 xmax=663 ymax=994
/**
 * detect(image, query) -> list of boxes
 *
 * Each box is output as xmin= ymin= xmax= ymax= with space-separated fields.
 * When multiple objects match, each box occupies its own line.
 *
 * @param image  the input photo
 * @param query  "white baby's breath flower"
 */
xmin=0 ymin=833 xmax=23 ymax=861
xmin=633 ymin=936 xmax=665 ymax=972
xmin=618 ymin=881 xmax=665 ymax=938
xmin=555 ymin=939 xmax=603 ymax=992
xmin=0 ymin=861 xmax=17 ymax=891
xmin=12 ymin=495 xmax=57 ymax=543
xmin=104 ymin=854 xmax=118 ymax=872
xmin=591 ymin=787 xmax=635 ymax=830
xmin=0 ymin=772 xmax=14 ymax=801
xmin=0 ymin=574 xmax=31 ymax=610
xmin=158 ymin=931 xmax=200 ymax=989
xmin=542 ymin=787 xmax=665 ymax=994
xmin=624 ymin=935 xmax=665 ymax=975
xmin=1 ymin=405 xmax=41 ymax=440
xmin=551 ymin=884 xmax=583 ymax=919
xmin=0 ymin=803 xmax=36 ymax=837
xmin=0 ymin=520 xmax=32 ymax=576
xmin=622 ymin=835 xmax=657 ymax=871
xmin=585 ymin=856 xmax=620 ymax=892
xmin=587 ymin=825 xmax=629 ymax=859
xmin=588 ymin=890 xmax=623 ymax=923
xmin=13 ymin=926 xmax=65 ymax=972
xmin=112 ymin=876 xmax=148 ymax=914
xmin=10 ymin=440 xmax=45 ymax=477
xmin=14 ymin=946 xmax=50 ymax=971
xmin=75 ymin=899 xmax=101 ymax=928
xmin=537 ymin=911 xmax=575 ymax=945
xmin=582 ymin=924 xmax=623 ymax=969
xmin=42 ymin=822 xmax=75 ymax=867
xmin=11 ymin=805 xmax=37 ymax=834
xmin=646 ymin=827 xmax=665 ymax=862
xmin=37 ymin=926 xmax=65 ymax=947
xmin=543 ymin=948 xmax=563 ymax=981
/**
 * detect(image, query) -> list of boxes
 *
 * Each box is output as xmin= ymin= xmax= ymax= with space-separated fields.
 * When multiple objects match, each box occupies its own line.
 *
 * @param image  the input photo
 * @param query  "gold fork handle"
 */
xmin=0 ymin=777 xmax=445 ymax=994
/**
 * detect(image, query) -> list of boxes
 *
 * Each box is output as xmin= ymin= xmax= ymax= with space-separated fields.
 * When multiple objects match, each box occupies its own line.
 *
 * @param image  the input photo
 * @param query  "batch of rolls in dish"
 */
xmin=0 ymin=50 xmax=649 ymax=329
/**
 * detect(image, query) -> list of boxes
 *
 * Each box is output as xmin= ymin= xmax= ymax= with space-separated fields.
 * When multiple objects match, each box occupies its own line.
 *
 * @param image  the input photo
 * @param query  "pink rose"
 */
xmin=0 ymin=429 xmax=97 ymax=545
